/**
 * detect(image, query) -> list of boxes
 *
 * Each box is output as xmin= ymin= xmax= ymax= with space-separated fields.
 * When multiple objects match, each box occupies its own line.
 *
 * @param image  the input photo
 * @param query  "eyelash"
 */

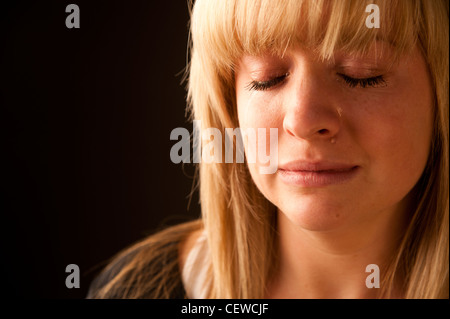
xmin=246 ymin=74 xmax=288 ymax=91
xmin=246 ymin=73 xmax=386 ymax=91
xmin=338 ymin=73 xmax=386 ymax=88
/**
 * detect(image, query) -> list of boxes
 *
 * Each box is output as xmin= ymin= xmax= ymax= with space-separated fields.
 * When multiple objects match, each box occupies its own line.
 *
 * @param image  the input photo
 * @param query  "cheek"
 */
xmin=237 ymin=91 xmax=282 ymax=129
xmin=236 ymin=91 xmax=283 ymax=198
xmin=237 ymin=90 xmax=283 ymax=165
xmin=353 ymin=91 xmax=433 ymax=195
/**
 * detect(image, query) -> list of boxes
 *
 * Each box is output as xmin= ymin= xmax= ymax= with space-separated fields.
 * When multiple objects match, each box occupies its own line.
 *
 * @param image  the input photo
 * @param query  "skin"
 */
xmin=235 ymin=43 xmax=433 ymax=298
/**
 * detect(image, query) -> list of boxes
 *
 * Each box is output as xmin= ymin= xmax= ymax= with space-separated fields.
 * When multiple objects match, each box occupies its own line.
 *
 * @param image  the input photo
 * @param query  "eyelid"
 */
xmin=336 ymin=65 xmax=384 ymax=77
xmin=249 ymin=70 xmax=289 ymax=82
xmin=337 ymin=73 xmax=387 ymax=88
xmin=246 ymin=73 xmax=289 ymax=91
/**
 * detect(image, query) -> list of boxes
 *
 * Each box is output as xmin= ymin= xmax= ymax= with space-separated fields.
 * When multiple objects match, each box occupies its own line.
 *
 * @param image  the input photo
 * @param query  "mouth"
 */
xmin=277 ymin=162 xmax=359 ymax=187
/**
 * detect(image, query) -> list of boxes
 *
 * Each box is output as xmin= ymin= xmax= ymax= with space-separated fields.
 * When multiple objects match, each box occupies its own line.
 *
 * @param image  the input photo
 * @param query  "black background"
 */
xmin=1 ymin=0 xmax=200 ymax=298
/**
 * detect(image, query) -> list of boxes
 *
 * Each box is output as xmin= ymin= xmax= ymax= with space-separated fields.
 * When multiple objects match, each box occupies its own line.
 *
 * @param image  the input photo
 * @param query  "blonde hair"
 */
xmin=188 ymin=0 xmax=448 ymax=298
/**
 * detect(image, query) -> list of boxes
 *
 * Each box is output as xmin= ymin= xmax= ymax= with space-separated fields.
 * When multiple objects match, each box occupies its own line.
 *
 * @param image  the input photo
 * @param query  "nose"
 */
xmin=283 ymin=75 xmax=341 ymax=142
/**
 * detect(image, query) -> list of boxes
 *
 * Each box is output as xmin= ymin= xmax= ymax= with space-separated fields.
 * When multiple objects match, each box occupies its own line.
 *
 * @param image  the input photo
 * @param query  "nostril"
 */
xmin=318 ymin=129 xmax=329 ymax=135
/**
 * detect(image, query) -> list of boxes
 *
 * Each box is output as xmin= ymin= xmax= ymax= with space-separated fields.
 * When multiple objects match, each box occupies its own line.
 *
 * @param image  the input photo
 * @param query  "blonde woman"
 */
xmin=87 ymin=0 xmax=449 ymax=299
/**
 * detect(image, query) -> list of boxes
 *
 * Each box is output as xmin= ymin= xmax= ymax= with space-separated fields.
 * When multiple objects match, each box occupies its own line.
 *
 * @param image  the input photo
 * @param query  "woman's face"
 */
xmin=235 ymin=43 xmax=433 ymax=231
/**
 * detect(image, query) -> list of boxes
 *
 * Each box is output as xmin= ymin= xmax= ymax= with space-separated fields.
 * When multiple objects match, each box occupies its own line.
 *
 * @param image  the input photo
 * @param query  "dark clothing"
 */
xmin=86 ymin=233 xmax=187 ymax=299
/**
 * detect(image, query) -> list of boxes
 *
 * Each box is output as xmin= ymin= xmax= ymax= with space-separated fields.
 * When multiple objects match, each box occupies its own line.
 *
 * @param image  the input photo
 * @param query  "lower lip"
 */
xmin=278 ymin=167 xmax=359 ymax=187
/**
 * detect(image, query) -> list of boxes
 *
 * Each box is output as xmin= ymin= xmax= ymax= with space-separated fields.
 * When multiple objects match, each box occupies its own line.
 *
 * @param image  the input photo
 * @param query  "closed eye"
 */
xmin=338 ymin=73 xmax=387 ymax=88
xmin=246 ymin=73 xmax=288 ymax=91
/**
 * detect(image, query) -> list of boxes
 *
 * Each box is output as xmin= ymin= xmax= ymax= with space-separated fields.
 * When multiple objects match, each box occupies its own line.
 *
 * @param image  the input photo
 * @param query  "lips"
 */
xmin=278 ymin=161 xmax=359 ymax=187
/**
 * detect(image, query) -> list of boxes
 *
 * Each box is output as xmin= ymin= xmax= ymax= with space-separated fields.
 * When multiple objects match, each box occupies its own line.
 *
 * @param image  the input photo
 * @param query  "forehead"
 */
xmin=234 ymin=41 xmax=399 ymax=82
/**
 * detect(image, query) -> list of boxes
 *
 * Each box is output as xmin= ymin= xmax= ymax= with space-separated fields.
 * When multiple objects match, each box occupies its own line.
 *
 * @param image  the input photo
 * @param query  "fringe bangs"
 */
xmin=191 ymin=0 xmax=421 ymax=81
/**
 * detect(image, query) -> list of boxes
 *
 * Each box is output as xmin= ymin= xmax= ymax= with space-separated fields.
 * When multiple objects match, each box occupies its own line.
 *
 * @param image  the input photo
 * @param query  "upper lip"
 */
xmin=279 ymin=160 xmax=358 ymax=172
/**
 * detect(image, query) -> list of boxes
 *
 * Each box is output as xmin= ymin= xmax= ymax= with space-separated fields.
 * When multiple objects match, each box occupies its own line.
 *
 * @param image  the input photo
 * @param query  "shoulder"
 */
xmin=87 ymin=219 xmax=203 ymax=299
xmin=179 ymin=226 xmax=205 ymax=270
xmin=179 ymin=227 xmax=211 ymax=298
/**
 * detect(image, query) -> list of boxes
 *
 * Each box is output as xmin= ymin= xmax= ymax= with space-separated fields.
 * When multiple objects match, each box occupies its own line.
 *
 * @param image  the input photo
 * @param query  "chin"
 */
xmin=277 ymin=197 xmax=352 ymax=232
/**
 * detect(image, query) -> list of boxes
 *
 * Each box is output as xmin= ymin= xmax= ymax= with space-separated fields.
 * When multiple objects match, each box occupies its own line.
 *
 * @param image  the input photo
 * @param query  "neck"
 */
xmin=267 ymin=203 xmax=410 ymax=299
